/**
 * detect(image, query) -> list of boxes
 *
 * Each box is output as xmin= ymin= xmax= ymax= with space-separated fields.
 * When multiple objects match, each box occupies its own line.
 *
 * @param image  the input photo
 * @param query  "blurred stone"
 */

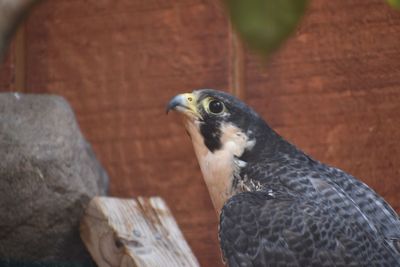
xmin=0 ymin=93 xmax=108 ymax=261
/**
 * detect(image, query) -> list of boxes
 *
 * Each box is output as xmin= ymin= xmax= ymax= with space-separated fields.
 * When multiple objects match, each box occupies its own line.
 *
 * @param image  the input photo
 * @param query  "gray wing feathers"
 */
xmin=326 ymin=168 xmax=400 ymax=239
xmin=219 ymin=191 xmax=400 ymax=267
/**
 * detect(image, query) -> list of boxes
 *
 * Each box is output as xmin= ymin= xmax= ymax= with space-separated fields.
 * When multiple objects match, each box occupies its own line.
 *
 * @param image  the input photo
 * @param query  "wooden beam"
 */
xmin=228 ymin=22 xmax=245 ymax=100
xmin=14 ymin=23 xmax=25 ymax=91
xmin=80 ymin=196 xmax=200 ymax=267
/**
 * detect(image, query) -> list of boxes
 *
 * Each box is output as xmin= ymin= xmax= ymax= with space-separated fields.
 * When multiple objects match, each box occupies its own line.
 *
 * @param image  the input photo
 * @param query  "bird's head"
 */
xmin=167 ymin=89 xmax=269 ymax=212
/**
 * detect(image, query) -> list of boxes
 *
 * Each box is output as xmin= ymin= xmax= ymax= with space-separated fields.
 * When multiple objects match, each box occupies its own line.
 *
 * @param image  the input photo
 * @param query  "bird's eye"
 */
xmin=208 ymin=100 xmax=224 ymax=114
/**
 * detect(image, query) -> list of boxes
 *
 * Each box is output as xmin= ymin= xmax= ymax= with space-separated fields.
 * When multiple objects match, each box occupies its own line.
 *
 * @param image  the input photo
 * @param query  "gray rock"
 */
xmin=0 ymin=93 xmax=109 ymax=261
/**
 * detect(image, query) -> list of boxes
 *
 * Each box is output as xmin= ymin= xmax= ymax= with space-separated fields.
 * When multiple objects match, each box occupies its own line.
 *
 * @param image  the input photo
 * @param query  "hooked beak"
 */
xmin=166 ymin=93 xmax=200 ymax=119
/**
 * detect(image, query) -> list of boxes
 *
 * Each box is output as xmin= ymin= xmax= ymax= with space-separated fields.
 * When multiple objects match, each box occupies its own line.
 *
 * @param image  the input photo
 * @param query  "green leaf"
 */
xmin=387 ymin=0 xmax=400 ymax=9
xmin=225 ymin=0 xmax=309 ymax=56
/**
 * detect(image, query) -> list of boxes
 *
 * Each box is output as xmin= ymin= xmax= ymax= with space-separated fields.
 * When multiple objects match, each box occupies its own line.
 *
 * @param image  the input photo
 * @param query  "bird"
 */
xmin=166 ymin=89 xmax=400 ymax=267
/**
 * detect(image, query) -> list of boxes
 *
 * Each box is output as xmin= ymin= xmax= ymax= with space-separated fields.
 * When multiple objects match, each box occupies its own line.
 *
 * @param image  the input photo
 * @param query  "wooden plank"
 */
xmin=81 ymin=196 xmax=200 ymax=267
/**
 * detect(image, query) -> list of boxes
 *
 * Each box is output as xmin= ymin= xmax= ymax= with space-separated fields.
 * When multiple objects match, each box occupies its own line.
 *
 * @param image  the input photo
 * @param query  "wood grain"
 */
xmin=81 ymin=196 xmax=199 ymax=267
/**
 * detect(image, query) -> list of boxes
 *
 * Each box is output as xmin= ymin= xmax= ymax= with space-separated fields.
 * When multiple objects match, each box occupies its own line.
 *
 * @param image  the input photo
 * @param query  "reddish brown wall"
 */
xmin=1 ymin=0 xmax=400 ymax=266
xmin=245 ymin=0 xmax=400 ymax=210
xmin=23 ymin=1 xmax=228 ymax=266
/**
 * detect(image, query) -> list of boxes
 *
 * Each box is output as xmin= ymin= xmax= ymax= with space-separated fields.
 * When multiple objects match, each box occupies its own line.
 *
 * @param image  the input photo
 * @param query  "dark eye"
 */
xmin=209 ymin=100 xmax=224 ymax=114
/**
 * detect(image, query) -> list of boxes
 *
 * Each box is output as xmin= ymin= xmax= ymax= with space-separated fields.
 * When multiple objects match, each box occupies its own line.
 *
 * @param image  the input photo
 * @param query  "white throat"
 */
xmin=185 ymin=120 xmax=255 ymax=213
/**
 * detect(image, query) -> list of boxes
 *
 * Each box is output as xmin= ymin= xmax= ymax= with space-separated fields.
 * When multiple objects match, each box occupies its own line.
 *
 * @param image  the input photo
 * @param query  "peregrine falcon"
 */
xmin=167 ymin=89 xmax=400 ymax=266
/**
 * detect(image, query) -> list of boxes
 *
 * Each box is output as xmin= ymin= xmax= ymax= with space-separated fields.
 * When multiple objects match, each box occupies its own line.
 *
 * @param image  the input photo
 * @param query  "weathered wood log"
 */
xmin=80 ymin=196 xmax=200 ymax=267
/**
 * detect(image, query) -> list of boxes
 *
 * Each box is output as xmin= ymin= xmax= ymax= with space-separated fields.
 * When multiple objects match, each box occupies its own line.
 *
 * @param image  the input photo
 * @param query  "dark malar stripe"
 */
xmin=199 ymin=121 xmax=222 ymax=152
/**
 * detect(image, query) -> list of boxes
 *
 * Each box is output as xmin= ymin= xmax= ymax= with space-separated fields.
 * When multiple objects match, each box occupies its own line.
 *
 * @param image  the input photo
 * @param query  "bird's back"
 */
xmin=221 ymin=139 xmax=400 ymax=266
